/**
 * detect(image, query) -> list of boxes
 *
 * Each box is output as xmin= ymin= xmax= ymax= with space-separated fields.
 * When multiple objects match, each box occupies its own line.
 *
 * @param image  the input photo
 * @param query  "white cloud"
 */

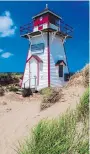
xmin=1 ymin=52 xmax=14 ymax=58
xmin=0 ymin=49 xmax=3 ymax=52
xmin=4 ymin=11 xmax=10 ymax=17
xmin=0 ymin=11 xmax=17 ymax=37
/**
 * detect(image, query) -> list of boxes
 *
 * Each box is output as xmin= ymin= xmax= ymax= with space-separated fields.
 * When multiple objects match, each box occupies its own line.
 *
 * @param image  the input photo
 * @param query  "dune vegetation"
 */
xmin=17 ymin=87 xmax=89 ymax=154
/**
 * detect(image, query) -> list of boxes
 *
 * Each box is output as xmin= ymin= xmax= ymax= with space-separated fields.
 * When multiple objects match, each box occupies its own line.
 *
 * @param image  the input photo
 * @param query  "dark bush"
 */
xmin=22 ymin=88 xmax=33 ymax=97
xmin=0 ymin=73 xmax=20 ymax=86
xmin=0 ymin=87 xmax=5 ymax=96
xmin=9 ymin=86 xmax=18 ymax=92
xmin=40 ymin=88 xmax=62 ymax=110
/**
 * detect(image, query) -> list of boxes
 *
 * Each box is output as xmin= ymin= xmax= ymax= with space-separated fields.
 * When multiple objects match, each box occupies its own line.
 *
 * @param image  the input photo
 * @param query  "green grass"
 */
xmin=17 ymin=88 xmax=89 ymax=154
xmin=77 ymin=87 xmax=89 ymax=121
xmin=39 ymin=87 xmax=53 ymax=97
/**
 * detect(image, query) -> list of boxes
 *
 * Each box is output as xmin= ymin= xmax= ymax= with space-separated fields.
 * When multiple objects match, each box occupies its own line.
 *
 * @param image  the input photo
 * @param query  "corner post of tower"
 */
xmin=47 ymin=29 xmax=50 ymax=87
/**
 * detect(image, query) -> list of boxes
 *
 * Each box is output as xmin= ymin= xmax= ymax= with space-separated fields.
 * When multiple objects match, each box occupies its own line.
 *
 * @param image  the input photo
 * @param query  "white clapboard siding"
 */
xmin=50 ymin=34 xmax=69 ymax=87
xmin=22 ymin=49 xmax=32 ymax=88
xmin=22 ymin=33 xmax=48 ymax=90
xmin=22 ymin=32 xmax=69 ymax=90
xmin=22 ymin=61 xmax=29 ymax=88
xmin=32 ymin=34 xmax=48 ymax=90
xmin=50 ymin=53 xmax=64 ymax=87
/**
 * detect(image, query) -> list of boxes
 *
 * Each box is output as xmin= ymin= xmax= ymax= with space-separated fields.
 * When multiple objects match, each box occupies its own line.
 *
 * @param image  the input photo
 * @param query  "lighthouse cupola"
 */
xmin=33 ymin=4 xmax=61 ymax=32
xmin=20 ymin=4 xmax=73 ymax=38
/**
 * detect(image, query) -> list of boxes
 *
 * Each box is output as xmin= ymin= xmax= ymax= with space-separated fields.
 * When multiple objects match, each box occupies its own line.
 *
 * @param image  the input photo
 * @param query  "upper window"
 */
xmin=31 ymin=43 xmax=45 ymax=54
xmin=49 ymin=15 xmax=59 ymax=26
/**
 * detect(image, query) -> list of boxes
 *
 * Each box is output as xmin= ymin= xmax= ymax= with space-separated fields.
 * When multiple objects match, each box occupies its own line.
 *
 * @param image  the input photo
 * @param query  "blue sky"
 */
xmin=0 ymin=1 xmax=89 ymax=73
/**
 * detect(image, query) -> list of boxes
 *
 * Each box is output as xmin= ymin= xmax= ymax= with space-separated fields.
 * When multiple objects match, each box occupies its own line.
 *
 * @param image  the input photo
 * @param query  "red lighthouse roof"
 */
xmin=26 ymin=55 xmax=43 ymax=63
xmin=32 ymin=5 xmax=62 ymax=20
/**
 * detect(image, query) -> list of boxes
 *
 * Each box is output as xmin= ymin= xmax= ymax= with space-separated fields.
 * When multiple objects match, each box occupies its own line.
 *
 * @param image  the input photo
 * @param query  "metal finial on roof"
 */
xmin=46 ymin=4 xmax=48 ymax=9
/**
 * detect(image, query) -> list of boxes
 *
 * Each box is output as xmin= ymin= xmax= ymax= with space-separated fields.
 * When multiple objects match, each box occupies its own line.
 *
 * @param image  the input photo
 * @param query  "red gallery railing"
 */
xmin=20 ymin=22 xmax=33 ymax=36
xmin=20 ymin=20 xmax=73 ymax=37
xmin=60 ymin=20 xmax=73 ymax=36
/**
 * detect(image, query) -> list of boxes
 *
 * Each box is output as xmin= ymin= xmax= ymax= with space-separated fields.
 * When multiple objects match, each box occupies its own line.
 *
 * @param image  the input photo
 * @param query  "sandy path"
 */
xmin=0 ymin=101 xmax=40 ymax=154
xmin=0 ymin=93 xmax=42 ymax=154
xmin=0 ymin=86 xmax=85 ymax=154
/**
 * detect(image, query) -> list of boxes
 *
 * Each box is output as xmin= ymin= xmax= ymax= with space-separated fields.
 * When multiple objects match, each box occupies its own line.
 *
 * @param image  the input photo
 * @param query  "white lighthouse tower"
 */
xmin=20 ymin=5 xmax=73 ymax=91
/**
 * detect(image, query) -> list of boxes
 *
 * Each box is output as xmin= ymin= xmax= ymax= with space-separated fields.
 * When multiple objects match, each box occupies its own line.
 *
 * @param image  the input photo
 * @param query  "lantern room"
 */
xmin=20 ymin=4 xmax=73 ymax=38
xmin=33 ymin=5 xmax=61 ymax=32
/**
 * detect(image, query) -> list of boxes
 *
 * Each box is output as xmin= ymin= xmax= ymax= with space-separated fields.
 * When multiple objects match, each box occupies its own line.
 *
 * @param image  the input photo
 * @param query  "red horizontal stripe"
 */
xmin=38 ymin=25 xmax=43 ymax=30
xmin=34 ymin=15 xmax=49 ymax=26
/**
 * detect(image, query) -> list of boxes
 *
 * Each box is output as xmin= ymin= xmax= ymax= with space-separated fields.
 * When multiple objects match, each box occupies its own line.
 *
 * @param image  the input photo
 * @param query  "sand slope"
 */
xmin=0 ymin=84 xmax=86 ymax=154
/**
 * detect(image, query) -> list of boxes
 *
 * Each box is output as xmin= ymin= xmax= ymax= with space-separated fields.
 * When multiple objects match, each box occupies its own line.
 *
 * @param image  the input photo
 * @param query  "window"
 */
xmin=31 ymin=43 xmax=45 ymax=54
xmin=59 ymin=65 xmax=63 ymax=77
xmin=49 ymin=15 xmax=59 ymax=26
xmin=49 ymin=15 xmax=56 ymax=25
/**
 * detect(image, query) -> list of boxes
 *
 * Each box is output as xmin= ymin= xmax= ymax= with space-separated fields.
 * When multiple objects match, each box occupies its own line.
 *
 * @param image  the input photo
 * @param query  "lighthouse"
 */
xmin=20 ymin=5 xmax=73 ymax=91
